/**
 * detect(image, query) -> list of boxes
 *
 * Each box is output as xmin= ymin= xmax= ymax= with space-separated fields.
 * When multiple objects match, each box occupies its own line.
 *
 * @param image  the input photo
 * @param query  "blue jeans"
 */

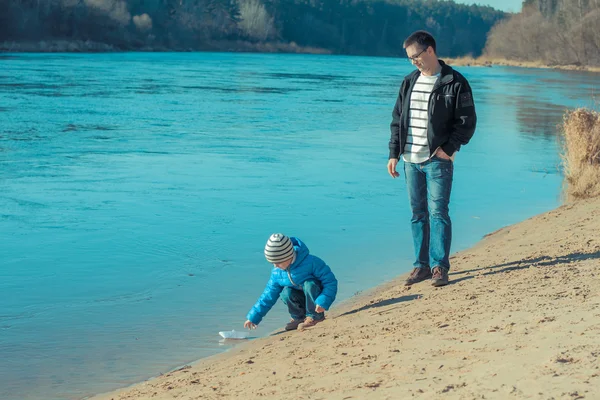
xmin=404 ymin=156 xmax=453 ymax=271
xmin=280 ymin=279 xmax=324 ymax=321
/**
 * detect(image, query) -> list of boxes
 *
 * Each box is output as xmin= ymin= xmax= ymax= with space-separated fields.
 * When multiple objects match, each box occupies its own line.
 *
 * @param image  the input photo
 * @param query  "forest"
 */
xmin=485 ymin=0 xmax=600 ymax=66
xmin=0 ymin=0 xmax=506 ymax=57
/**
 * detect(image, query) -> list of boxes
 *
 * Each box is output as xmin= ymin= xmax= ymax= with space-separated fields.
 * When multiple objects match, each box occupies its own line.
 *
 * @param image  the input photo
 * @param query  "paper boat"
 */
xmin=218 ymin=330 xmax=249 ymax=339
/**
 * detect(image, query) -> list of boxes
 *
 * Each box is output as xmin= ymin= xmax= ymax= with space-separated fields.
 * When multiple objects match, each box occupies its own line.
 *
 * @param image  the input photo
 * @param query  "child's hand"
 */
xmin=315 ymin=305 xmax=325 ymax=313
xmin=244 ymin=320 xmax=257 ymax=330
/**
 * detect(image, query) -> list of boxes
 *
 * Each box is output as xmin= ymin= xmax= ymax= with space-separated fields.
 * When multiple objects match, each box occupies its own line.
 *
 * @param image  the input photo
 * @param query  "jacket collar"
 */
xmin=437 ymin=59 xmax=454 ymax=86
xmin=408 ymin=59 xmax=454 ymax=87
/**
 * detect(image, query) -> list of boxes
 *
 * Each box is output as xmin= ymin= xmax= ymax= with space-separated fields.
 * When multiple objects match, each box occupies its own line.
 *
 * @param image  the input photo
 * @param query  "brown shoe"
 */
xmin=405 ymin=267 xmax=432 ymax=286
xmin=431 ymin=267 xmax=449 ymax=287
xmin=298 ymin=317 xmax=324 ymax=331
xmin=285 ymin=318 xmax=304 ymax=331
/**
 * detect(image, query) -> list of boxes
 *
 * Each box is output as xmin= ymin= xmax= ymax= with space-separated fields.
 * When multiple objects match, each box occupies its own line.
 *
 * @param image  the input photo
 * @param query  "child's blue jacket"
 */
xmin=246 ymin=237 xmax=338 ymax=325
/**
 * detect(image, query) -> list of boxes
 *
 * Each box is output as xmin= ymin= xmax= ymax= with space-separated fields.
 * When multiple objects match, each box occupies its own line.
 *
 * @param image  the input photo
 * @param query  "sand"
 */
xmin=92 ymin=197 xmax=600 ymax=400
xmin=444 ymin=57 xmax=600 ymax=73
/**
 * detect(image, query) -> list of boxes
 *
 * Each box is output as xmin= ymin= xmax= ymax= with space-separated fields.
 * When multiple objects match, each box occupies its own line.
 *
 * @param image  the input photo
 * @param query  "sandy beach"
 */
xmin=91 ymin=195 xmax=600 ymax=400
xmin=445 ymin=57 xmax=600 ymax=73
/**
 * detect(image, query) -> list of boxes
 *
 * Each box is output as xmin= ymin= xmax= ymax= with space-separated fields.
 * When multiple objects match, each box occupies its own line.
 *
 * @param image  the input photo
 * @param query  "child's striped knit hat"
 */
xmin=264 ymin=233 xmax=295 ymax=263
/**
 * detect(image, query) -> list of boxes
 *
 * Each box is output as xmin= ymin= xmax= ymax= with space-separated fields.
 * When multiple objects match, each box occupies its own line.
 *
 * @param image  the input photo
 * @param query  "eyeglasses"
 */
xmin=407 ymin=47 xmax=428 ymax=63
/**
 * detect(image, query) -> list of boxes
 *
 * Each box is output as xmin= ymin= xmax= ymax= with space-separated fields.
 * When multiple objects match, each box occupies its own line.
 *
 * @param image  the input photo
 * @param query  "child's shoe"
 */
xmin=285 ymin=318 xmax=304 ymax=331
xmin=298 ymin=317 xmax=324 ymax=331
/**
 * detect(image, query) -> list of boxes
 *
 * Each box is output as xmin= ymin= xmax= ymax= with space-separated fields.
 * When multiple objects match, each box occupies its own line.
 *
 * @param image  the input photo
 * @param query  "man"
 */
xmin=387 ymin=30 xmax=477 ymax=287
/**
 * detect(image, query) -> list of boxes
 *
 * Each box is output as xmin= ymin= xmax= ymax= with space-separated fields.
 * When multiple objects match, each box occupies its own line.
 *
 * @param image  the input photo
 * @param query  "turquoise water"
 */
xmin=0 ymin=53 xmax=597 ymax=400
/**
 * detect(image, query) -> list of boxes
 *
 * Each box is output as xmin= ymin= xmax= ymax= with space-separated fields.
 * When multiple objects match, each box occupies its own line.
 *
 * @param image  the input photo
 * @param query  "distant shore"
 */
xmin=0 ymin=39 xmax=331 ymax=55
xmin=92 ymin=196 xmax=600 ymax=400
xmin=3 ymin=41 xmax=600 ymax=74
xmin=446 ymin=55 xmax=600 ymax=73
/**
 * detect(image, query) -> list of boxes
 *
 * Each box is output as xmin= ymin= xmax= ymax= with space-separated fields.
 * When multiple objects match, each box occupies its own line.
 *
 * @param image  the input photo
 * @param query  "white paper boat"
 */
xmin=218 ymin=329 xmax=249 ymax=339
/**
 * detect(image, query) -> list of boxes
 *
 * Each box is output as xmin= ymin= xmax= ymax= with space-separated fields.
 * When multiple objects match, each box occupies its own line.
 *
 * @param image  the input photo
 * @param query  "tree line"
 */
xmin=485 ymin=0 xmax=600 ymax=66
xmin=0 ymin=0 xmax=506 ymax=57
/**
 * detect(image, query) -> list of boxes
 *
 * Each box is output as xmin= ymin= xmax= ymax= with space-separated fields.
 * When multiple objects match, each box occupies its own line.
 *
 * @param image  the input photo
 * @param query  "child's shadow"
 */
xmin=335 ymin=294 xmax=420 ymax=317
xmin=269 ymin=294 xmax=420 ymax=336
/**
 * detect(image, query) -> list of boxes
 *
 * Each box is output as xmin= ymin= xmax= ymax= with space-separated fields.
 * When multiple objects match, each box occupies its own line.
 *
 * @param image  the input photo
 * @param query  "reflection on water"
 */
xmin=514 ymin=96 xmax=567 ymax=139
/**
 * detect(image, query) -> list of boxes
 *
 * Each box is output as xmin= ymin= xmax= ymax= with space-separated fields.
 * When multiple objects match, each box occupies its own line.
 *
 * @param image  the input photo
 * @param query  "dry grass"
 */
xmin=445 ymin=55 xmax=600 ymax=73
xmin=561 ymin=108 xmax=600 ymax=200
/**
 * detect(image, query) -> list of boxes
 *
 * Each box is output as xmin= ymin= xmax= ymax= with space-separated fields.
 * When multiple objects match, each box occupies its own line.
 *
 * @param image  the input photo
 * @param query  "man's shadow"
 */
xmin=449 ymin=251 xmax=600 ymax=285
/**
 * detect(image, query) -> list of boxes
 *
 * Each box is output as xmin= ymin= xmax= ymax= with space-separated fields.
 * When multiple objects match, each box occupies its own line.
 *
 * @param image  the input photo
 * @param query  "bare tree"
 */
xmin=485 ymin=0 xmax=600 ymax=66
xmin=133 ymin=13 xmax=152 ymax=31
xmin=237 ymin=0 xmax=275 ymax=41
xmin=85 ymin=0 xmax=131 ymax=25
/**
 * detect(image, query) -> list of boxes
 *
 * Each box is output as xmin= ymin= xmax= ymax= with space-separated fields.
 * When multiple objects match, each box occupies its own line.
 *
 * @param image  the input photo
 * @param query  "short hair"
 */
xmin=403 ymin=30 xmax=437 ymax=54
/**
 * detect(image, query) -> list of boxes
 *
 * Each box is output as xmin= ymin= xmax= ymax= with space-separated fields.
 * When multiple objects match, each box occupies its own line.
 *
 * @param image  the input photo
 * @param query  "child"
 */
xmin=244 ymin=233 xmax=338 ymax=331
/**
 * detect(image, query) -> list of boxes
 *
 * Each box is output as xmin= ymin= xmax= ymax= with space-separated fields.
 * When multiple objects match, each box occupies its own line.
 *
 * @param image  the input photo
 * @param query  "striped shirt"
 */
xmin=402 ymin=73 xmax=439 ymax=164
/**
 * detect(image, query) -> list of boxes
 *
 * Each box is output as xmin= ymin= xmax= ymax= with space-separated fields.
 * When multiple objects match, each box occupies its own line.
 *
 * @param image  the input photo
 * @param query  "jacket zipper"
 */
xmin=426 ymin=76 xmax=454 ymax=152
xmin=287 ymin=270 xmax=301 ymax=289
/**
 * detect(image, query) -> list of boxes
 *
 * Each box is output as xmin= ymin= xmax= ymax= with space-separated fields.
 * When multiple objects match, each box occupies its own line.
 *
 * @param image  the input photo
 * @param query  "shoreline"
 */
xmin=445 ymin=56 xmax=600 ymax=73
xmin=85 ymin=261 xmax=408 ymax=399
xmin=91 ymin=197 xmax=600 ymax=400
xmin=3 ymin=42 xmax=600 ymax=74
xmin=0 ymin=39 xmax=331 ymax=55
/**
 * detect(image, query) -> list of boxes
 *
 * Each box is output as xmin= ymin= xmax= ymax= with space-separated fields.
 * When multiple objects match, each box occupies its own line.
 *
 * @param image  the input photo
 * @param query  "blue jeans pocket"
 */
xmin=432 ymin=155 xmax=452 ymax=163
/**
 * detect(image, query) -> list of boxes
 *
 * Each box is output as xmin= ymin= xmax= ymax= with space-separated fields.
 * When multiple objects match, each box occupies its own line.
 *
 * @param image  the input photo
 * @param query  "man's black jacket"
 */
xmin=389 ymin=60 xmax=477 ymax=159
